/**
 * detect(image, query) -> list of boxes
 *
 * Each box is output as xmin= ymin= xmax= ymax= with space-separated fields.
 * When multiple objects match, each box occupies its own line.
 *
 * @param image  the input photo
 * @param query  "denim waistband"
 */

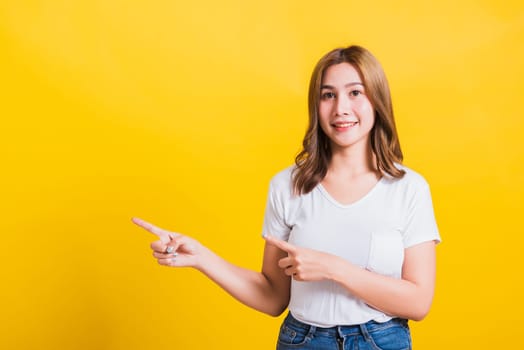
xmin=284 ymin=312 xmax=408 ymax=338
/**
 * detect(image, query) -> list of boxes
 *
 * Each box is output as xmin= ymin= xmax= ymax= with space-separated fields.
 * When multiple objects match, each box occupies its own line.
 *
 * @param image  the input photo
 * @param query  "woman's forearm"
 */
xmin=329 ymin=242 xmax=436 ymax=321
xmin=196 ymin=246 xmax=290 ymax=317
xmin=330 ymin=261 xmax=433 ymax=321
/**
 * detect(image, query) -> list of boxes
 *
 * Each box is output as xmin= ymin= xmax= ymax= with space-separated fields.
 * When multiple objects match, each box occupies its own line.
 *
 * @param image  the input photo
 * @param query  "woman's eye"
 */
xmin=350 ymin=90 xmax=362 ymax=97
xmin=322 ymin=92 xmax=336 ymax=99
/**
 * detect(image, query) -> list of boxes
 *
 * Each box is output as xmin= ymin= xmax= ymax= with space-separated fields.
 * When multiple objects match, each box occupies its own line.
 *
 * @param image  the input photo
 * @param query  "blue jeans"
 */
xmin=277 ymin=313 xmax=411 ymax=350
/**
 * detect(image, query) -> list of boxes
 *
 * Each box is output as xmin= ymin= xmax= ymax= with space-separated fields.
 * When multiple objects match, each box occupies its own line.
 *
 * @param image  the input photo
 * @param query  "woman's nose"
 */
xmin=335 ymin=95 xmax=351 ymax=116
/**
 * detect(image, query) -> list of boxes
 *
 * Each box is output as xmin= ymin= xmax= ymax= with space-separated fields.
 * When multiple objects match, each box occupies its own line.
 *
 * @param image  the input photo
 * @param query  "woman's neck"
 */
xmin=327 ymin=142 xmax=378 ymax=179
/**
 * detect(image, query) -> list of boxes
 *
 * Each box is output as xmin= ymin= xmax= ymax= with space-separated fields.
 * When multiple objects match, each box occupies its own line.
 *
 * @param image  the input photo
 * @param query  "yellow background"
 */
xmin=1 ymin=0 xmax=523 ymax=349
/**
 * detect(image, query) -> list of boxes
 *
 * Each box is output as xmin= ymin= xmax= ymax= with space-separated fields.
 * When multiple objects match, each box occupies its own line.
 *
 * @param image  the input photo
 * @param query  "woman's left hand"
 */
xmin=264 ymin=235 xmax=341 ymax=282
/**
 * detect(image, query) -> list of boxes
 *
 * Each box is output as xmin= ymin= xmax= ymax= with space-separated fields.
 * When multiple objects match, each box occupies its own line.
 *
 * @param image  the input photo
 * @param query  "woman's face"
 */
xmin=318 ymin=63 xmax=375 ymax=152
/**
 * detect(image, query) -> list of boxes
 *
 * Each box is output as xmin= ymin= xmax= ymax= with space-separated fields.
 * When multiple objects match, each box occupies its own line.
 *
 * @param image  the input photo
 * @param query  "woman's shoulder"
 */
xmin=269 ymin=165 xmax=295 ymax=186
xmin=267 ymin=165 xmax=297 ymax=198
xmin=387 ymin=164 xmax=431 ymax=190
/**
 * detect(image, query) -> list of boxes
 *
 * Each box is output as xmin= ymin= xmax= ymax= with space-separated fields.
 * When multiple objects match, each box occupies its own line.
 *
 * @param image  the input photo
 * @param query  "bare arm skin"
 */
xmin=132 ymin=218 xmax=291 ymax=316
xmin=265 ymin=235 xmax=437 ymax=321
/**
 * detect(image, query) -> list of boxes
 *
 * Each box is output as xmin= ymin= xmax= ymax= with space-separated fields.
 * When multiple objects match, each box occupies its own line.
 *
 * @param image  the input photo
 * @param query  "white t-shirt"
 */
xmin=261 ymin=165 xmax=441 ymax=327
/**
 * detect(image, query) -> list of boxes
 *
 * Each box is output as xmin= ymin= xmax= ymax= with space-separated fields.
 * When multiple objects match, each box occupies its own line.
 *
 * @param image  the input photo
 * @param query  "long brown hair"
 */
xmin=293 ymin=45 xmax=405 ymax=195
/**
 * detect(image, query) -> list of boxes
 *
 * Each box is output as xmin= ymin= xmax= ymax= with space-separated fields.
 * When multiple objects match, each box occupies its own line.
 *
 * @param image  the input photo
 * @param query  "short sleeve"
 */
xmin=261 ymin=176 xmax=292 ymax=241
xmin=402 ymin=181 xmax=441 ymax=248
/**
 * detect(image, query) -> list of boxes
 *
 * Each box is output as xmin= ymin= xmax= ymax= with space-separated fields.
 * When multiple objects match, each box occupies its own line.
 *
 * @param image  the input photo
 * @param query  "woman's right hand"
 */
xmin=132 ymin=217 xmax=204 ymax=269
xmin=132 ymin=217 xmax=290 ymax=316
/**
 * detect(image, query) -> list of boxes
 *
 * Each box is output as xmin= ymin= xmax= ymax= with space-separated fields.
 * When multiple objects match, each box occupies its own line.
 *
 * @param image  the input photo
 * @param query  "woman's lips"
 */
xmin=332 ymin=121 xmax=358 ymax=131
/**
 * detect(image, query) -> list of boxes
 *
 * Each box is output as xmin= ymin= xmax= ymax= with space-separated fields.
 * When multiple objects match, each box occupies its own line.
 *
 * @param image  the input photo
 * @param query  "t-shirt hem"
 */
xmin=289 ymin=310 xmax=394 ymax=328
xmin=404 ymin=234 xmax=441 ymax=249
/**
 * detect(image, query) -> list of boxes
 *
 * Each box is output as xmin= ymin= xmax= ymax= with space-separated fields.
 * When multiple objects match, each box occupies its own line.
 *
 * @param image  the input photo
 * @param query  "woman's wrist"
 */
xmin=194 ymin=245 xmax=216 ymax=273
xmin=326 ymin=255 xmax=351 ymax=283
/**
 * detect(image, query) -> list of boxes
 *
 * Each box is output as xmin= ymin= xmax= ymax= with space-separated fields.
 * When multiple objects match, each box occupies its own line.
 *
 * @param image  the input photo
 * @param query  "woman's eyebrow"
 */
xmin=320 ymin=82 xmax=364 ymax=89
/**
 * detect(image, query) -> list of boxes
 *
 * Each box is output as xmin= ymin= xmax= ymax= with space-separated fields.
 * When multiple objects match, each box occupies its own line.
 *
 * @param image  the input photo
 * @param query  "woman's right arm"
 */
xmin=197 ymin=242 xmax=291 ymax=316
xmin=133 ymin=217 xmax=291 ymax=317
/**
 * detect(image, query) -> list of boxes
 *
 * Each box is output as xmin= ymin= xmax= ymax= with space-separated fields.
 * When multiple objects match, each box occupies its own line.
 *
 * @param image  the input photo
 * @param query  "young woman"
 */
xmin=133 ymin=45 xmax=440 ymax=350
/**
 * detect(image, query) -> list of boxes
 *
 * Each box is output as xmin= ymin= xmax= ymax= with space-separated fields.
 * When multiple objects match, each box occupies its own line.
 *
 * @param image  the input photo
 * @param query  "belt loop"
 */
xmin=359 ymin=322 xmax=372 ymax=342
xmin=337 ymin=325 xmax=344 ymax=339
xmin=306 ymin=324 xmax=316 ymax=340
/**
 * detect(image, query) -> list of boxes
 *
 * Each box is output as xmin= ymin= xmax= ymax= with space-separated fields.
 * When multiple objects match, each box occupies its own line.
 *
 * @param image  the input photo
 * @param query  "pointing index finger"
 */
xmin=132 ymin=217 xmax=174 ymax=243
xmin=264 ymin=234 xmax=297 ymax=255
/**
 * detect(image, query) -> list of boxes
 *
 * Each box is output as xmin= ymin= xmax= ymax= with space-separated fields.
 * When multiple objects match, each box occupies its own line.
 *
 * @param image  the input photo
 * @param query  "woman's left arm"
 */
xmin=265 ymin=236 xmax=437 ymax=321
